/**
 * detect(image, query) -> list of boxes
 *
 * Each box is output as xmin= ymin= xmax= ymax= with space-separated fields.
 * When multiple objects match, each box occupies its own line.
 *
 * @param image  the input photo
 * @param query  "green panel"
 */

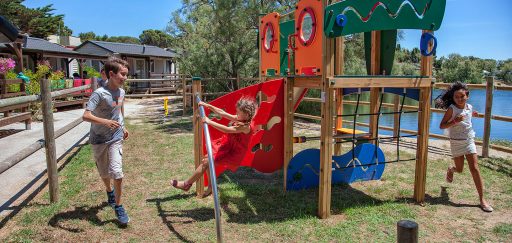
xmin=324 ymin=0 xmax=446 ymax=37
xmin=279 ymin=20 xmax=295 ymax=76
xmin=266 ymin=68 xmax=276 ymax=76
xmin=364 ymin=30 xmax=397 ymax=75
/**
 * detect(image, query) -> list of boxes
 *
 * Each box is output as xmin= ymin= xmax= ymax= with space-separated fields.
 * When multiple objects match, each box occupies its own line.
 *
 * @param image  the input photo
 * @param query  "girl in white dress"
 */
xmin=436 ymin=81 xmax=493 ymax=212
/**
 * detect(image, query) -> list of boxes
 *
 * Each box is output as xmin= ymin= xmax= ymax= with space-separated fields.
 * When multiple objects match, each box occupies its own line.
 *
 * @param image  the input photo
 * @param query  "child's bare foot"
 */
xmin=171 ymin=180 xmax=192 ymax=191
xmin=202 ymin=187 xmax=212 ymax=198
xmin=446 ymin=167 xmax=454 ymax=183
xmin=480 ymin=201 xmax=493 ymax=213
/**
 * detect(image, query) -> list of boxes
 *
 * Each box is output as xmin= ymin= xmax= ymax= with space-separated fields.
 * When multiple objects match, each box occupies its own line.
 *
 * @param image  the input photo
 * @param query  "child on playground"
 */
xmin=171 ymin=97 xmax=258 ymax=197
xmin=82 ymin=57 xmax=131 ymax=224
xmin=436 ymin=81 xmax=493 ymax=212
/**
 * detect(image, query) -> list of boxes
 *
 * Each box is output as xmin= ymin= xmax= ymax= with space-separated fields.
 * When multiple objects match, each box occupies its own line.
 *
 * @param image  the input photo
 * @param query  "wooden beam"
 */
xmin=283 ymin=77 xmax=294 ymax=191
xmin=482 ymin=76 xmax=494 ymax=158
xmin=369 ymin=31 xmax=381 ymax=146
xmin=293 ymin=76 xmax=322 ymax=89
xmin=334 ymin=37 xmax=344 ymax=156
xmin=318 ymin=1 xmax=334 ymax=217
xmin=192 ymin=78 xmax=204 ymax=197
xmin=330 ymin=77 xmax=433 ymax=88
xmin=40 ymin=79 xmax=59 ymax=203
xmin=0 ymin=112 xmax=31 ymax=128
xmin=414 ymin=30 xmax=434 ymax=203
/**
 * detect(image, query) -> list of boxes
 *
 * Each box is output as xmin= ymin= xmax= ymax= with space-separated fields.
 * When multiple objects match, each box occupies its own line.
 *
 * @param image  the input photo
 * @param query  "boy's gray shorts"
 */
xmin=92 ymin=140 xmax=123 ymax=179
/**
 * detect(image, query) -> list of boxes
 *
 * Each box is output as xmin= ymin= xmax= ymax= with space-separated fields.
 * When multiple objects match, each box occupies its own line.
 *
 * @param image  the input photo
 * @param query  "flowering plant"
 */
xmin=0 ymin=57 xmax=16 ymax=74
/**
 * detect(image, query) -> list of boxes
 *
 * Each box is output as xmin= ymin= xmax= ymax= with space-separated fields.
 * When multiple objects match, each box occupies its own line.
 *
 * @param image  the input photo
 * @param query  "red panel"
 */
xmin=203 ymin=79 xmax=284 ymax=184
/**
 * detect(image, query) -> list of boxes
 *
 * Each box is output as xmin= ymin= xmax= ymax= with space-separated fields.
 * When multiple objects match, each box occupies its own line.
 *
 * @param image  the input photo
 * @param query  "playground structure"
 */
xmin=192 ymin=0 xmax=446 ymax=219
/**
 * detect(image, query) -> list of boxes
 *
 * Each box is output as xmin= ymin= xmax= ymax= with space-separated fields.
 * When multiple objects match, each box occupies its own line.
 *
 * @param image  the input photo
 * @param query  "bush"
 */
xmin=83 ymin=66 xmax=100 ymax=78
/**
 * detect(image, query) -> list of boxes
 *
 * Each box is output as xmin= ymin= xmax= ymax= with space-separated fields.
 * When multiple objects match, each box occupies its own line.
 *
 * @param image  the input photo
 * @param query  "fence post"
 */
xmin=182 ymin=77 xmax=187 ymax=115
xmin=235 ymin=74 xmax=240 ymax=91
xmin=397 ymin=220 xmax=418 ymax=243
xmin=40 ymin=78 xmax=59 ymax=202
xmin=482 ymin=76 xmax=494 ymax=158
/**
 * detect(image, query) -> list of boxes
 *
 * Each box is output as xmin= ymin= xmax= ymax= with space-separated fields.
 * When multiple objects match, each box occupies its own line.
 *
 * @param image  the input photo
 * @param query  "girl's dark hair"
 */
xmin=434 ymin=81 xmax=470 ymax=110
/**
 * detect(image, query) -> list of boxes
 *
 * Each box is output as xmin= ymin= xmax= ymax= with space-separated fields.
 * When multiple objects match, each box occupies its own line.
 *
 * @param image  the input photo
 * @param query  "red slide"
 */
xmin=202 ymin=79 xmax=285 ymax=183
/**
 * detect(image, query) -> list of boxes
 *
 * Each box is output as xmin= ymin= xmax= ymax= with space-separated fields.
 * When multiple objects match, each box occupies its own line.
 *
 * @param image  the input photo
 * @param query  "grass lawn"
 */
xmin=1 ymin=115 xmax=511 ymax=242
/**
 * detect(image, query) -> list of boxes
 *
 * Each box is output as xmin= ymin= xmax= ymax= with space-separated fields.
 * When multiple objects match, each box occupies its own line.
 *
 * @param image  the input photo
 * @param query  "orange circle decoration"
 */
xmin=262 ymin=23 xmax=275 ymax=53
xmin=298 ymin=7 xmax=316 ymax=47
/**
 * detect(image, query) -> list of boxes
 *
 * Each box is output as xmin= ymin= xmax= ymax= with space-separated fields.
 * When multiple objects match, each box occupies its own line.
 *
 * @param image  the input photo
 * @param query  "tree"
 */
xmin=107 ymin=36 xmax=140 ymax=44
xmin=139 ymin=29 xmax=174 ymax=48
xmin=78 ymin=32 xmax=140 ymax=44
xmin=78 ymin=32 xmax=97 ymax=42
xmin=497 ymin=59 xmax=512 ymax=83
xmin=0 ymin=0 xmax=72 ymax=38
xmin=166 ymin=0 xmax=297 ymax=90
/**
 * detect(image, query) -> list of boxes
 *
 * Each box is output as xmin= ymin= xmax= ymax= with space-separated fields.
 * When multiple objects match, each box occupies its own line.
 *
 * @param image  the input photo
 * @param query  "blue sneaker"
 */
xmin=107 ymin=189 xmax=116 ymax=208
xmin=115 ymin=205 xmax=130 ymax=225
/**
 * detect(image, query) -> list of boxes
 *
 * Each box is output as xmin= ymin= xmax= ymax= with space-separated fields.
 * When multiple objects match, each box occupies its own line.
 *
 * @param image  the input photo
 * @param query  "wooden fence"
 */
xmin=0 ymin=78 xmax=97 ymax=203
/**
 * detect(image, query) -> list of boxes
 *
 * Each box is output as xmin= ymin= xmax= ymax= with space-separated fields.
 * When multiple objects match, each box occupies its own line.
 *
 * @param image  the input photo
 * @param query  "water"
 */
xmin=341 ymin=89 xmax=512 ymax=141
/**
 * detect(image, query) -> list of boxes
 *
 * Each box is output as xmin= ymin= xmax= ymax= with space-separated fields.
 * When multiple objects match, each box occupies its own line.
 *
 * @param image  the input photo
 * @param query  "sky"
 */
xmin=23 ymin=0 xmax=512 ymax=60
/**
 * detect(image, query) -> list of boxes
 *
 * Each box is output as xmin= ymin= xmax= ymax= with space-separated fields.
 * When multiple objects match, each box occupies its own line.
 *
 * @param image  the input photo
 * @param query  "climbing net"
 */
xmin=331 ymin=88 xmax=420 ymax=170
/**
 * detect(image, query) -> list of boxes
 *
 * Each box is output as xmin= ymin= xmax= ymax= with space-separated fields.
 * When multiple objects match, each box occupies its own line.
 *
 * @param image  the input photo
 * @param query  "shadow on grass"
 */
xmin=155 ymin=119 xmax=193 ymax=134
xmin=147 ymin=167 xmax=385 ymax=231
xmin=146 ymin=194 xmax=198 ymax=243
xmin=47 ymin=202 xmax=126 ymax=232
xmin=480 ymin=157 xmax=512 ymax=177
xmin=0 ymin=134 xmax=89 ymax=229
xmin=397 ymin=186 xmax=480 ymax=209
xmin=217 ymin=169 xmax=386 ymax=224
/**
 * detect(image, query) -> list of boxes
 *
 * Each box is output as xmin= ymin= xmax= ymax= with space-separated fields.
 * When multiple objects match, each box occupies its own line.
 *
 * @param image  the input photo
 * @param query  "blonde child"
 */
xmin=171 ymin=97 xmax=258 ymax=197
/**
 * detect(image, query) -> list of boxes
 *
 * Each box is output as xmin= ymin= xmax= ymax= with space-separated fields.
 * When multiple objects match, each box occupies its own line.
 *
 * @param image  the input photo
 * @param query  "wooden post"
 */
xmin=414 ymin=30 xmax=433 ymax=203
xmin=393 ymin=95 xmax=400 ymax=140
xmin=40 ymin=78 xmax=59 ymax=202
xmin=192 ymin=77 xmax=204 ymax=197
xmin=482 ymin=76 xmax=494 ymax=158
xmin=91 ymin=77 xmax=98 ymax=91
xmin=235 ymin=74 xmax=240 ymax=91
xmin=318 ymin=0 xmax=335 ymax=218
xmin=334 ymin=37 xmax=345 ymax=156
xmin=397 ymin=220 xmax=419 ymax=243
xmin=283 ymin=77 xmax=294 ymax=191
xmin=369 ymin=31 xmax=382 ymax=143
xmin=182 ymin=77 xmax=187 ymax=116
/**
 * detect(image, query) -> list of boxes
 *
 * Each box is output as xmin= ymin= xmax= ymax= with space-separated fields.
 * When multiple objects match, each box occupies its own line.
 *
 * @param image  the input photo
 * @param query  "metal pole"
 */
xmin=195 ymin=94 xmax=223 ymax=243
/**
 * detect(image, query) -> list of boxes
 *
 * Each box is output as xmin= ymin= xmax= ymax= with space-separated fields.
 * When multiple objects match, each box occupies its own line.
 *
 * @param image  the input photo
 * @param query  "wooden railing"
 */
xmin=0 ymin=78 xmax=97 ymax=202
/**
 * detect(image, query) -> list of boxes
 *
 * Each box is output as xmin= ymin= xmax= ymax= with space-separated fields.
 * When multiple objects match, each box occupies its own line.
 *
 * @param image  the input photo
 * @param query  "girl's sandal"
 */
xmin=445 ymin=167 xmax=454 ymax=183
xmin=480 ymin=204 xmax=494 ymax=213
xmin=171 ymin=180 xmax=192 ymax=192
xmin=202 ymin=187 xmax=212 ymax=198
